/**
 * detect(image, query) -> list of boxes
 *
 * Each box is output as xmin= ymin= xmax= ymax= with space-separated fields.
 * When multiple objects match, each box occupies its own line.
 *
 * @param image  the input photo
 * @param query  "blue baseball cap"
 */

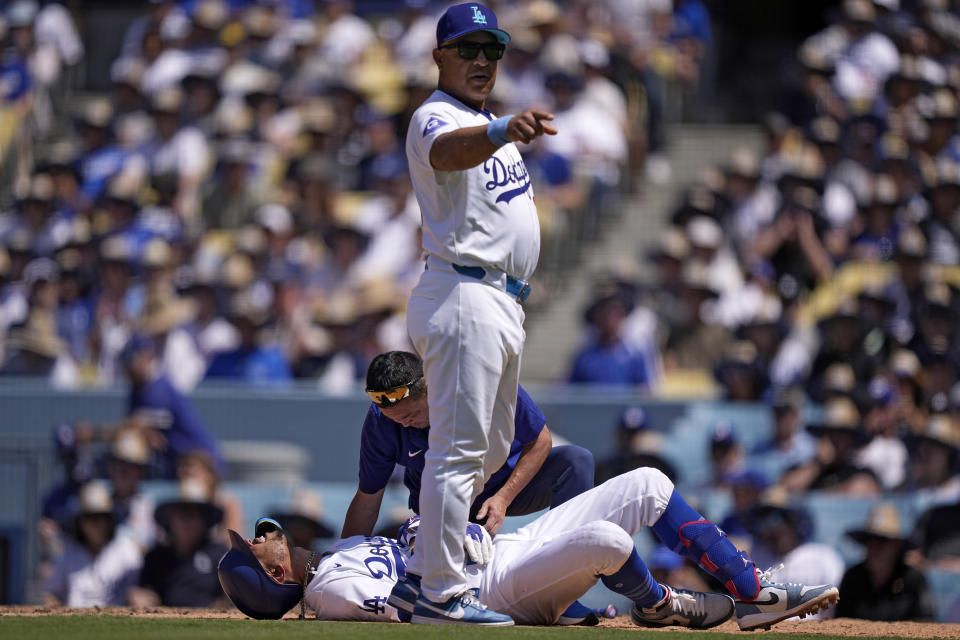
xmin=218 ymin=524 xmax=303 ymax=620
xmin=436 ymin=3 xmax=510 ymax=47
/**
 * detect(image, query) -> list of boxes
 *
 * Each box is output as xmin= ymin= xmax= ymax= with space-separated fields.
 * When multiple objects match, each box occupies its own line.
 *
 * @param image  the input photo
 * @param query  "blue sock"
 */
xmin=652 ymin=489 xmax=759 ymax=600
xmin=601 ymin=548 xmax=665 ymax=608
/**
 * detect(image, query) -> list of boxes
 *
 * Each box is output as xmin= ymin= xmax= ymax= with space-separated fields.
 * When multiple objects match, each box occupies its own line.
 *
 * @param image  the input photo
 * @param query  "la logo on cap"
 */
xmin=472 ymin=6 xmax=487 ymax=24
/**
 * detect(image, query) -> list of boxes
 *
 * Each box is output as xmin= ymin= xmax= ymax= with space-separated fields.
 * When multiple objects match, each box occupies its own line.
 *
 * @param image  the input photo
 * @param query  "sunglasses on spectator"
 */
xmin=440 ymin=41 xmax=506 ymax=61
xmin=366 ymin=376 xmax=422 ymax=406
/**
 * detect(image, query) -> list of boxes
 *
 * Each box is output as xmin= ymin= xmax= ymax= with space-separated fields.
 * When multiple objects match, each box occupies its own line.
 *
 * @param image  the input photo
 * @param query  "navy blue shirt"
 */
xmin=358 ymin=385 xmax=546 ymax=514
xmin=129 ymin=373 xmax=224 ymax=477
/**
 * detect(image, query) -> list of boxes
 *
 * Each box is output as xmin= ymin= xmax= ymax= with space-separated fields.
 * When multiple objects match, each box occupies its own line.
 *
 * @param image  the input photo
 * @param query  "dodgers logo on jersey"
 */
xmin=422 ymin=116 xmax=449 ymax=137
xmin=483 ymin=155 xmax=532 ymax=204
xmin=471 ymin=6 xmax=487 ymax=25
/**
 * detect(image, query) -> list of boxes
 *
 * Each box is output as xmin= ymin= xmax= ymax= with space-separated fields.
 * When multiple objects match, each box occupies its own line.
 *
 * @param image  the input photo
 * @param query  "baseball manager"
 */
xmin=400 ymin=1 xmax=556 ymax=626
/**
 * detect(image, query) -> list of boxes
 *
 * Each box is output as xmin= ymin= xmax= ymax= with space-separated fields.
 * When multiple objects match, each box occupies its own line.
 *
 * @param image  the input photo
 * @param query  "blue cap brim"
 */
xmin=218 ymin=529 xmax=303 ymax=620
xmin=440 ymin=27 xmax=510 ymax=46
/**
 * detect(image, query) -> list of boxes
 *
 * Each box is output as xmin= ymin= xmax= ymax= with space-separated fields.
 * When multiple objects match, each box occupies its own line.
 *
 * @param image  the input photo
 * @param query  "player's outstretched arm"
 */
xmin=429 ymin=109 xmax=557 ymax=172
xmin=341 ymin=488 xmax=385 ymax=538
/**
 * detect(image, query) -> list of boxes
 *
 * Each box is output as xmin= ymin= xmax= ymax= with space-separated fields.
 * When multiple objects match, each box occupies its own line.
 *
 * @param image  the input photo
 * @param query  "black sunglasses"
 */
xmin=440 ymin=41 xmax=506 ymax=61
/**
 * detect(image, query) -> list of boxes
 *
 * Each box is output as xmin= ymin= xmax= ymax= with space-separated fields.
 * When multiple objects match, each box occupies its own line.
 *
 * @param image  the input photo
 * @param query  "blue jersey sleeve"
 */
xmin=358 ymin=405 xmax=400 ymax=494
xmin=513 ymin=385 xmax=546 ymax=445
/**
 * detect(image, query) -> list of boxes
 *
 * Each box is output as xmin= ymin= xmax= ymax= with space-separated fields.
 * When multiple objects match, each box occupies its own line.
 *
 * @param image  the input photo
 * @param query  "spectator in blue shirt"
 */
xmin=205 ymin=293 xmax=292 ymax=385
xmin=569 ymin=290 xmax=654 ymax=386
xmin=341 ymin=351 xmax=595 ymax=538
xmin=125 ymin=335 xmax=223 ymax=478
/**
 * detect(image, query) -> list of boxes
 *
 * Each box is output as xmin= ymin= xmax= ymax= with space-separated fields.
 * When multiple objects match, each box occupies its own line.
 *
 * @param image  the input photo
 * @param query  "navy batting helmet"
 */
xmin=218 ymin=518 xmax=303 ymax=619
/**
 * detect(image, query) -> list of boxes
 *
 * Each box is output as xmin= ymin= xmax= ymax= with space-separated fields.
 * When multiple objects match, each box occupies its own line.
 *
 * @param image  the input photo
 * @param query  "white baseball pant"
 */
xmin=405 ymin=262 xmax=525 ymax=602
xmin=477 ymin=467 xmax=676 ymax=624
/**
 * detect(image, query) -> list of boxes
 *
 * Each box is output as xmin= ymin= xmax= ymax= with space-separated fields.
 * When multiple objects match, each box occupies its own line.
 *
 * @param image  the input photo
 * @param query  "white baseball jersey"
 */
xmin=406 ymin=90 xmax=540 ymax=281
xmin=305 ymin=468 xmax=677 ymax=624
xmin=304 ymin=534 xmax=483 ymax=622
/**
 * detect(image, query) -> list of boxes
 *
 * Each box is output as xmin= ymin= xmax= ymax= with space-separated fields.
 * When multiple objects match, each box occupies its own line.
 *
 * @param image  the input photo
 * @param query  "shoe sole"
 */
xmin=737 ymin=588 xmax=840 ymax=631
xmin=410 ymin=614 xmax=514 ymax=626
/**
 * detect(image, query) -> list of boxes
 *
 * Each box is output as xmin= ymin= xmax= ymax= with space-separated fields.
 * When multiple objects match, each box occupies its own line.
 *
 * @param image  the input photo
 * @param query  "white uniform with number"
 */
xmin=404 ymin=89 xmax=539 ymax=602
xmin=305 ymin=468 xmax=675 ymax=624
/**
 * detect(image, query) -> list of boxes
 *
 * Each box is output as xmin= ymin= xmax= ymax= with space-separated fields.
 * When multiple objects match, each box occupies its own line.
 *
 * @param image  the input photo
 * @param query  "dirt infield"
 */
xmin=1 ymin=607 xmax=958 ymax=638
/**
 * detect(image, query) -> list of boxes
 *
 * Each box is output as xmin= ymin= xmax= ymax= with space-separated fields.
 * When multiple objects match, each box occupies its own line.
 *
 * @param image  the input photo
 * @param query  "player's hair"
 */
xmin=366 ymin=351 xmax=426 ymax=398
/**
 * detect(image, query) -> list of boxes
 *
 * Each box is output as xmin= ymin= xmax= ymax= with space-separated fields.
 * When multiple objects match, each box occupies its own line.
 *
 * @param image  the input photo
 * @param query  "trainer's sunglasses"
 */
xmin=440 ymin=41 xmax=506 ymax=61
xmin=366 ymin=376 xmax=422 ymax=406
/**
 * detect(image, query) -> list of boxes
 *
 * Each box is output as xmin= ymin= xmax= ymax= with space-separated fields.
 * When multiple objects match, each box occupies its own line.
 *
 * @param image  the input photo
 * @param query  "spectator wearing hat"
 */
xmin=105 ymin=428 xmax=157 ymax=550
xmin=55 ymin=247 xmax=95 ymax=366
xmin=124 ymin=334 xmax=223 ymax=478
xmin=707 ymin=421 xmax=745 ymax=490
xmin=837 ymin=503 xmax=933 ymax=621
xmin=90 ymin=235 xmax=139 ymax=386
xmin=200 ymin=137 xmax=262 ymax=230
xmin=127 ymin=478 xmax=228 ymax=608
xmin=663 ymin=259 xmax=732 ymax=372
xmin=725 ymin=146 xmax=780 ymax=253
xmin=714 ymin=340 xmax=768 ymax=402
xmin=568 ymin=286 xmax=655 ymax=387
xmin=781 ymin=397 xmax=882 ymax=495
xmin=921 ymin=157 xmax=960 ymax=266
xmin=906 ymin=283 xmax=960 ymax=379
xmin=594 ymin=406 xmax=678 ymax=485
xmin=144 ymin=86 xmax=210 ymax=224
xmin=808 ymin=299 xmax=887 ymax=400
xmin=718 ymin=469 xmax=770 ymax=542
xmin=751 ymin=387 xmax=816 ymax=474
xmin=750 ymin=185 xmax=834 ymax=291
xmin=900 ymin=414 xmax=960 ymax=495
xmin=76 ymin=98 xmax=127 ymax=202
xmin=43 ymin=480 xmax=144 ymax=607
xmin=137 ymin=239 xmax=205 ymax=392
xmin=686 ymin=215 xmax=743 ymax=298
xmin=38 ymin=422 xmax=98 ymax=583
xmin=855 ymin=376 xmax=908 ymax=490
xmin=541 ymin=68 xmax=628 ymax=202
xmin=801 ymin=0 xmax=899 ymax=109
xmin=911 ymin=489 xmax=960 ymax=571
xmin=1 ymin=258 xmax=79 ymax=387
xmin=205 ymin=291 xmax=292 ymax=385
xmin=180 ymin=267 xmax=238 ymax=366
xmin=175 ymin=448 xmax=244 ymax=542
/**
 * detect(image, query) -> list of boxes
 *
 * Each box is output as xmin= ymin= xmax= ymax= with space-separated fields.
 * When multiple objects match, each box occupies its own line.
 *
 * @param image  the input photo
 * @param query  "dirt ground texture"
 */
xmin=0 ymin=607 xmax=958 ymax=638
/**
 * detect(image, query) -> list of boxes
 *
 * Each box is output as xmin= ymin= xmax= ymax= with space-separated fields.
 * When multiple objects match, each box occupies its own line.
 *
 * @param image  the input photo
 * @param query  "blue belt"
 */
xmin=452 ymin=263 xmax=532 ymax=302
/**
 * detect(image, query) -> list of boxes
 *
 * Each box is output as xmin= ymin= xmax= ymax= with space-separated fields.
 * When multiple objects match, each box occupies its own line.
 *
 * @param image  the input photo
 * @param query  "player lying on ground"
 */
xmin=218 ymin=468 xmax=839 ymax=629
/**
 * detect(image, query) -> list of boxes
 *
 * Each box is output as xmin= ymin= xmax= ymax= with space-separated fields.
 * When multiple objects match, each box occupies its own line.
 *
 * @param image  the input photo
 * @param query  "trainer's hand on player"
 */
xmin=507 ymin=109 xmax=557 ymax=144
xmin=464 ymin=523 xmax=494 ymax=566
xmin=476 ymin=494 xmax=509 ymax=535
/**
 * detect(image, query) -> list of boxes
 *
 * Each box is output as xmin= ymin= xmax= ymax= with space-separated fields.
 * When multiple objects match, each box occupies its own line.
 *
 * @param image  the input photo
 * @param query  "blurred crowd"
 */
xmin=0 ymin=0 xmax=710 ymax=393
xmin=570 ymin=0 xmax=960 ymax=476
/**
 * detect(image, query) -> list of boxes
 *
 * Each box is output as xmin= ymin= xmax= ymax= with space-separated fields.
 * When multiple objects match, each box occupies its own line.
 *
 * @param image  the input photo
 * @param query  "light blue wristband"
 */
xmin=486 ymin=116 xmax=513 ymax=147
